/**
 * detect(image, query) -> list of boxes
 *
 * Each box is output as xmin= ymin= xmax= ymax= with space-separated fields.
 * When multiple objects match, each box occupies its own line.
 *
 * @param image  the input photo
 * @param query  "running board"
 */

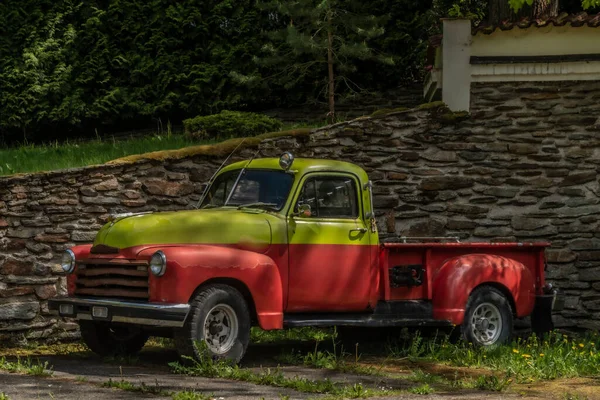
xmin=283 ymin=314 xmax=453 ymax=328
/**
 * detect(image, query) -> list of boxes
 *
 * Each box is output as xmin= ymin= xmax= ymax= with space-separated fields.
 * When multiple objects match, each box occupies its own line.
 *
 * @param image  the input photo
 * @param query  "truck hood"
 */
xmin=94 ymin=208 xmax=279 ymax=253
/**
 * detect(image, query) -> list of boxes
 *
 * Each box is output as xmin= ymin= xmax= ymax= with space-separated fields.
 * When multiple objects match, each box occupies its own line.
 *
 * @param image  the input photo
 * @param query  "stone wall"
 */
xmin=1 ymin=80 xmax=600 ymax=341
xmin=0 ymin=148 xmax=258 ymax=343
xmin=262 ymin=81 xmax=600 ymax=330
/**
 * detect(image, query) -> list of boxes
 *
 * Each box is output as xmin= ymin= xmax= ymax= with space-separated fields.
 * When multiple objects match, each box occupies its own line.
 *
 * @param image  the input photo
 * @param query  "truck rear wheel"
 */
xmin=79 ymin=321 xmax=149 ymax=357
xmin=174 ymin=284 xmax=251 ymax=363
xmin=462 ymin=286 xmax=513 ymax=347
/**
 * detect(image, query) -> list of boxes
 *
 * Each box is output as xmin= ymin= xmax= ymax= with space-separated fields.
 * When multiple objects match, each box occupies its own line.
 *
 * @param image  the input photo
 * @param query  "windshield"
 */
xmin=200 ymin=169 xmax=294 ymax=211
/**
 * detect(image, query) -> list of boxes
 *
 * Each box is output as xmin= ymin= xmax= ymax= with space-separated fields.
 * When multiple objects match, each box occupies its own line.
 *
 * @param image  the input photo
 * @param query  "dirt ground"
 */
xmin=0 ymin=341 xmax=598 ymax=400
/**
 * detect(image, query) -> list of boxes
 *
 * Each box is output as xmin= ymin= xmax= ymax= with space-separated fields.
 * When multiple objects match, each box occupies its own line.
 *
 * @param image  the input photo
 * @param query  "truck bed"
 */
xmin=381 ymin=241 xmax=549 ymax=302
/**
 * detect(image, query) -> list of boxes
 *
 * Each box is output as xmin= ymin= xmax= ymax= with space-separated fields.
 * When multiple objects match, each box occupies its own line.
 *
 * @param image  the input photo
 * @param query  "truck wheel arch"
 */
xmin=190 ymin=278 xmax=258 ymax=325
xmin=432 ymin=254 xmax=534 ymax=325
xmin=470 ymin=282 xmax=517 ymax=318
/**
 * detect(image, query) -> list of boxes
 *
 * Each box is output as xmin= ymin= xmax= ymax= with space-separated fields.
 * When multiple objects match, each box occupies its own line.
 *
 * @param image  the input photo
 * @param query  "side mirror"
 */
xmin=294 ymin=204 xmax=312 ymax=218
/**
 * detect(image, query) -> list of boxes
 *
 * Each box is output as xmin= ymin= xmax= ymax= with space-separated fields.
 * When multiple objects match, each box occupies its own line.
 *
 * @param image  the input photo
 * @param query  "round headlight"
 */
xmin=279 ymin=152 xmax=294 ymax=170
xmin=149 ymin=251 xmax=167 ymax=277
xmin=61 ymin=249 xmax=76 ymax=274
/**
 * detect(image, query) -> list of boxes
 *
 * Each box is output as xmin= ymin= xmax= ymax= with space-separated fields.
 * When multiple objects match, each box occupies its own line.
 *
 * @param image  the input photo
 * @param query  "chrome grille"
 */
xmin=75 ymin=259 xmax=149 ymax=300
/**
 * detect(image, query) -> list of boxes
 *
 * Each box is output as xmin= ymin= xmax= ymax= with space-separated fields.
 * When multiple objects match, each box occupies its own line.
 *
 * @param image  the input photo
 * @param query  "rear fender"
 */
xmin=139 ymin=245 xmax=283 ymax=330
xmin=432 ymin=254 xmax=535 ymax=325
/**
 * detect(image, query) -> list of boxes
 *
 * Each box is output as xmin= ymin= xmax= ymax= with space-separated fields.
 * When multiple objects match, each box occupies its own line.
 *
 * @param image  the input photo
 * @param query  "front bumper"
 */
xmin=48 ymin=297 xmax=190 ymax=328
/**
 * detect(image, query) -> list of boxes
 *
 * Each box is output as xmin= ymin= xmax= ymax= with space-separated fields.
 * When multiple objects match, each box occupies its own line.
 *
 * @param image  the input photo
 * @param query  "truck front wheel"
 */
xmin=79 ymin=321 xmax=149 ymax=357
xmin=174 ymin=284 xmax=251 ymax=363
xmin=462 ymin=286 xmax=513 ymax=347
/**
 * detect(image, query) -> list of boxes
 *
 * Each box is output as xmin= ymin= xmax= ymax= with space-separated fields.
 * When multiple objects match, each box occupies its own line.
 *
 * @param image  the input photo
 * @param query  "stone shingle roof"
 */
xmin=428 ymin=12 xmax=600 ymax=49
xmin=473 ymin=11 xmax=600 ymax=34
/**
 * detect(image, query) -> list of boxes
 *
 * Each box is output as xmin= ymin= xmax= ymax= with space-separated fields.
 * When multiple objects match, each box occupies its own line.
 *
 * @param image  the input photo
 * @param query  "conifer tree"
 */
xmin=257 ymin=0 xmax=393 ymax=123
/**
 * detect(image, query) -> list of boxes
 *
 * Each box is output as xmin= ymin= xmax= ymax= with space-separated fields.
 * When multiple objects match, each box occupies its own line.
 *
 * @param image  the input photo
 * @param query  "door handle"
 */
xmin=350 ymin=228 xmax=367 ymax=234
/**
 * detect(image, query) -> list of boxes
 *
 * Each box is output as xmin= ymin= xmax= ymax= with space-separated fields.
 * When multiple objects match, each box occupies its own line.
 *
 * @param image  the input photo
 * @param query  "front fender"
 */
xmin=140 ymin=245 xmax=283 ymax=330
xmin=66 ymin=244 xmax=93 ymax=295
xmin=432 ymin=254 xmax=535 ymax=325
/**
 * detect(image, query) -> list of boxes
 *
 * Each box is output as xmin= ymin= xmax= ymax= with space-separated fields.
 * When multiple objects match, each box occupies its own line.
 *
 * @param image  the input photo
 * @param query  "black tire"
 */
xmin=174 ymin=284 xmax=251 ymax=363
xmin=79 ymin=321 xmax=149 ymax=357
xmin=462 ymin=286 xmax=513 ymax=347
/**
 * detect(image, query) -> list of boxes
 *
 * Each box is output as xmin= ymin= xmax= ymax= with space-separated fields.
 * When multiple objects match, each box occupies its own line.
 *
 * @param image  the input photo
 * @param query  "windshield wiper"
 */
xmin=236 ymin=202 xmax=278 ymax=210
xmin=200 ymin=204 xmax=222 ymax=209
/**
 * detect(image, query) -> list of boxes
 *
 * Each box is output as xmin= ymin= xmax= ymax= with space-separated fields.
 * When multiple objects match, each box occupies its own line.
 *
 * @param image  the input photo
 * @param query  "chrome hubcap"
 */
xmin=470 ymin=302 xmax=502 ymax=345
xmin=203 ymin=304 xmax=238 ymax=354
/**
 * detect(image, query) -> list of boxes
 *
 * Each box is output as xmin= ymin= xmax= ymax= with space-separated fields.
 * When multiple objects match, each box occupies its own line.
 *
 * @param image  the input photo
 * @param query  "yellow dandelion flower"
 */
xmin=513 ymin=349 xmax=519 ymax=354
xmin=522 ymin=354 xmax=531 ymax=358
xmin=539 ymin=353 xmax=544 ymax=357
xmin=579 ymin=343 xmax=585 ymax=348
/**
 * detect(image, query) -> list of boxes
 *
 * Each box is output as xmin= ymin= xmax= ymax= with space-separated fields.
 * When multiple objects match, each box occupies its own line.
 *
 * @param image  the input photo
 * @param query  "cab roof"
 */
xmin=220 ymin=157 xmax=369 ymax=182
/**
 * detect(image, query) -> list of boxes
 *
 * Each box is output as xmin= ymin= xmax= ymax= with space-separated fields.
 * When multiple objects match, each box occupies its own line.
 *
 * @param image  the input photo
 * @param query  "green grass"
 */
xmin=407 ymin=384 xmax=434 ymax=395
xmin=171 ymin=390 xmax=213 ymax=400
xmin=169 ymin=342 xmax=396 ymax=399
xmin=102 ymin=378 xmax=168 ymax=395
xmin=0 ymin=118 xmax=324 ymax=176
xmin=251 ymin=327 xmax=335 ymax=344
xmin=385 ymin=330 xmax=600 ymax=383
xmin=0 ymin=392 xmax=8 ymax=400
xmin=0 ymin=133 xmax=213 ymax=176
xmin=0 ymin=356 xmax=53 ymax=376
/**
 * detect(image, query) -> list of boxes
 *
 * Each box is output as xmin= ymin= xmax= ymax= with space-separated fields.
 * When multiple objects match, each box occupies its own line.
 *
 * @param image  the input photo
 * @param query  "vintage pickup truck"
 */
xmin=49 ymin=153 xmax=563 ymax=362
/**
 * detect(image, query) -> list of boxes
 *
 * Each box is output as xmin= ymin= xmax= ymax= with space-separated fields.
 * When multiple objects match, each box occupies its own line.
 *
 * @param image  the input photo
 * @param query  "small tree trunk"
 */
xmin=487 ymin=0 xmax=559 ymax=24
xmin=487 ymin=0 xmax=531 ymax=23
xmin=326 ymin=7 xmax=335 ymax=124
xmin=532 ymin=0 xmax=559 ymax=19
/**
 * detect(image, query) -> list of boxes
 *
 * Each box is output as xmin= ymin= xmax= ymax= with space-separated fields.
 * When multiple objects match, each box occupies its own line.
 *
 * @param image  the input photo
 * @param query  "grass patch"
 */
xmin=0 ymin=356 xmax=53 ymax=376
xmin=274 ymin=330 xmax=381 ymax=377
xmin=407 ymin=383 xmax=434 ymax=395
xmin=171 ymin=391 xmax=213 ymax=400
xmin=102 ymin=378 xmax=168 ymax=395
xmin=0 ymin=393 xmax=8 ymax=400
xmin=385 ymin=330 xmax=600 ymax=384
xmin=169 ymin=343 xmax=396 ymax=399
xmin=0 ymin=342 xmax=88 ymax=358
xmin=0 ymin=133 xmax=213 ymax=176
xmin=473 ymin=375 xmax=513 ymax=392
xmin=250 ymin=327 xmax=334 ymax=344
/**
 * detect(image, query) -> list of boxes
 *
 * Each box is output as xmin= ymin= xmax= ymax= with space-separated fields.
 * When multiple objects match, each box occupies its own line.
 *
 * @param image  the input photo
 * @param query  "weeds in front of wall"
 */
xmin=0 ymin=356 xmax=53 ymax=376
xmin=0 ymin=392 xmax=9 ymax=400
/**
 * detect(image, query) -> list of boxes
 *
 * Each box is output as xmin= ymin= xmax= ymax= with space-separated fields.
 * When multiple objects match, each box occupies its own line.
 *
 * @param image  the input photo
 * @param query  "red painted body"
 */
xmin=67 ymin=240 xmax=548 ymax=329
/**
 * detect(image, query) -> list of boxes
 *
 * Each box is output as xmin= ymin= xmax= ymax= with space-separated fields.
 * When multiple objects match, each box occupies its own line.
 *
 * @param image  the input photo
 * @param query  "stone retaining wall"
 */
xmin=1 ymin=80 xmax=600 ymax=341
xmin=0 ymin=149 xmax=257 ymax=343
xmin=261 ymin=81 xmax=600 ymax=330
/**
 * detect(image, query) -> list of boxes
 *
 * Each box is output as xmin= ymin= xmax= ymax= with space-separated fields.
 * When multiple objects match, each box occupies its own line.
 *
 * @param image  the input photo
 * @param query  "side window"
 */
xmin=296 ymin=176 xmax=358 ymax=218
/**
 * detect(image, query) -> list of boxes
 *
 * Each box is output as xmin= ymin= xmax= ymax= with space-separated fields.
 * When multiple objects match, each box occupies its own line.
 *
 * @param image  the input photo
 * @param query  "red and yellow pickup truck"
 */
xmin=49 ymin=153 xmax=563 ymax=362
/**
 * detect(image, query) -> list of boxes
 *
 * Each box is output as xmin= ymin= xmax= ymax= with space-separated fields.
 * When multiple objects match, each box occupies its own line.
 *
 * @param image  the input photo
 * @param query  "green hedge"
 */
xmin=183 ymin=111 xmax=283 ymax=139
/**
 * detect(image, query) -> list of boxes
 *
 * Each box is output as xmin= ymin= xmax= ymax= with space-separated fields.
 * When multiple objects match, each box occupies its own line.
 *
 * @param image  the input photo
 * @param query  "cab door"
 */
xmin=286 ymin=173 xmax=372 ymax=312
